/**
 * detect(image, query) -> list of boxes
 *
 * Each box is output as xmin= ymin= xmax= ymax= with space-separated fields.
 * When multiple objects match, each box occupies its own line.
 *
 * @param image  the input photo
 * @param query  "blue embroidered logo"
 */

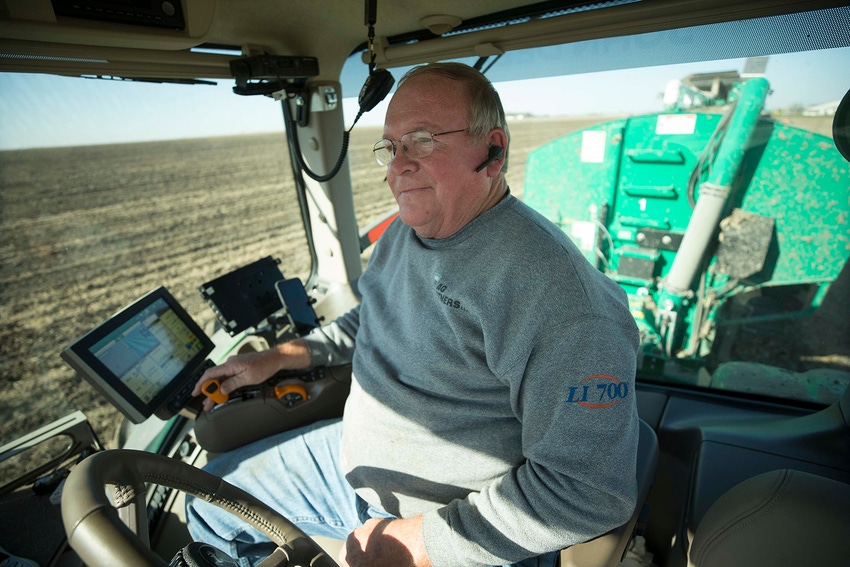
xmin=566 ymin=374 xmax=629 ymax=408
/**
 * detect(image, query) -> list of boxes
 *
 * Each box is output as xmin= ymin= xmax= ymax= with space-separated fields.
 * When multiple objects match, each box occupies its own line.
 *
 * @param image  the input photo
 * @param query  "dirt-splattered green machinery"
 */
xmin=524 ymin=69 xmax=850 ymax=391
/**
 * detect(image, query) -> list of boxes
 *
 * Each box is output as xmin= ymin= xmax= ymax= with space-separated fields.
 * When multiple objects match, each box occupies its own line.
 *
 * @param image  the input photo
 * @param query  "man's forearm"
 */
xmin=274 ymin=338 xmax=312 ymax=369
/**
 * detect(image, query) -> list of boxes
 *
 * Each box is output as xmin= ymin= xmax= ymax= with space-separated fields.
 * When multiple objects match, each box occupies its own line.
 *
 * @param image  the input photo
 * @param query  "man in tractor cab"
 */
xmin=186 ymin=63 xmax=641 ymax=567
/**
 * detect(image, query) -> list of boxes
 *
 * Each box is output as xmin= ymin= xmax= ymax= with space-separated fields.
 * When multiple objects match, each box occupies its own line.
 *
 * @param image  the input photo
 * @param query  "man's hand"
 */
xmin=192 ymin=339 xmax=311 ymax=411
xmin=338 ymin=517 xmax=432 ymax=567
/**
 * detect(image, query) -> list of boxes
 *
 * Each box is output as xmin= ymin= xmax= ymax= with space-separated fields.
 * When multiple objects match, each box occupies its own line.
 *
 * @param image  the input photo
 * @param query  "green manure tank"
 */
xmin=524 ymin=76 xmax=849 ymax=402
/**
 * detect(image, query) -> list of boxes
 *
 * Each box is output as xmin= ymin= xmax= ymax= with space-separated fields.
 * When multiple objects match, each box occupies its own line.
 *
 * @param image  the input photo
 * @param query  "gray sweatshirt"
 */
xmin=303 ymin=194 xmax=640 ymax=567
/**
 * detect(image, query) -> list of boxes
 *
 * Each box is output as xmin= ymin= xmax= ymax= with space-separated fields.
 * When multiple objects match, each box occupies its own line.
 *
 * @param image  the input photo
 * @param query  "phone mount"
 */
xmin=275 ymin=278 xmax=322 ymax=336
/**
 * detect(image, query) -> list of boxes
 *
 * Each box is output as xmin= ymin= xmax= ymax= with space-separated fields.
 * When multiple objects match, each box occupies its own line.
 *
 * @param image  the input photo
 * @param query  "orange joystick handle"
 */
xmin=274 ymin=384 xmax=308 ymax=406
xmin=200 ymin=378 xmax=229 ymax=405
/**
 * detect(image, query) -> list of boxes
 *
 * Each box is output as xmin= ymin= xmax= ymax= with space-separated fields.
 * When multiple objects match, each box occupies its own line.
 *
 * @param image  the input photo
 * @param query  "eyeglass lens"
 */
xmin=373 ymin=129 xmax=466 ymax=166
xmin=373 ymin=131 xmax=434 ymax=166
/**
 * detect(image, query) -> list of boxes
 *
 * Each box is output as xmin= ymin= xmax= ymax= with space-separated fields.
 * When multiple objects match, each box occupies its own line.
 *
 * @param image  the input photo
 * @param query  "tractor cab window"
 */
xmin=343 ymin=12 xmax=850 ymax=406
xmin=0 ymin=75 xmax=311 ymax=449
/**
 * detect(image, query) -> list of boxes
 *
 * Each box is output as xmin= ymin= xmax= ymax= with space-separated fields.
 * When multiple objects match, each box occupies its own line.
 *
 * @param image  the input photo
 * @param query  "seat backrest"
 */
xmin=688 ymin=468 xmax=850 ymax=567
xmin=560 ymin=418 xmax=659 ymax=567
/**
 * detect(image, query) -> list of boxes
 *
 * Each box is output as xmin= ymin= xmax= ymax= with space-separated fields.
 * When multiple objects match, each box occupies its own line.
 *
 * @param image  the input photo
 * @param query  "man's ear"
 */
xmin=487 ymin=127 xmax=509 ymax=152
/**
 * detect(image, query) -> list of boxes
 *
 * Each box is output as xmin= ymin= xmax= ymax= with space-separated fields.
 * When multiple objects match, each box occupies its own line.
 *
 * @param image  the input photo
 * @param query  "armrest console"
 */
xmin=194 ymin=365 xmax=351 ymax=453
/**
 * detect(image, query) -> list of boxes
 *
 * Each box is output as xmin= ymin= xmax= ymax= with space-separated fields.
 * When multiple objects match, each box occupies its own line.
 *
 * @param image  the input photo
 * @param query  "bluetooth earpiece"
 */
xmin=475 ymin=145 xmax=504 ymax=173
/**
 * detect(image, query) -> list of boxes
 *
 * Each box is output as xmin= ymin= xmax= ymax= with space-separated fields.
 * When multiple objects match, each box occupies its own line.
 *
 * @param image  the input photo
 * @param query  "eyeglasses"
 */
xmin=373 ymin=128 xmax=467 ymax=166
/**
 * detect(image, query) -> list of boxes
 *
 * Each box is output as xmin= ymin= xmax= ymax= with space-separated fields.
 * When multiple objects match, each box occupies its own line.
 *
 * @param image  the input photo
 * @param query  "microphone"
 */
xmin=475 ymin=146 xmax=503 ymax=173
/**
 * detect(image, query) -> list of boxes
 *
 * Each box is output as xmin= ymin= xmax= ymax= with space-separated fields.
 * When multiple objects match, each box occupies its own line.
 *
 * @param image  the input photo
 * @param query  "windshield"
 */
xmin=345 ymin=14 xmax=850 ymax=406
xmin=0 ymin=77 xmax=311 ymax=449
xmin=1 ymin=6 xmax=847 ymax=460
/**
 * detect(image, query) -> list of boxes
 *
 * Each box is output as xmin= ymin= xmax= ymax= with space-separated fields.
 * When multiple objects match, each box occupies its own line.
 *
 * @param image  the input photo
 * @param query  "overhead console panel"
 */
xmin=0 ymin=0 xmax=215 ymax=42
xmin=51 ymin=0 xmax=186 ymax=30
xmin=0 ymin=0 xmax=222 ymax=77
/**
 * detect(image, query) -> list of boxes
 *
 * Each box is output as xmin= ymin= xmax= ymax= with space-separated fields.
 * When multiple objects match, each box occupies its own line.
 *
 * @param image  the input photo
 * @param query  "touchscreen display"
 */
xmin=62 ymin=287 xmax=214 ymax=423
xmin=90 ymin=297 xmax=205 ymax=403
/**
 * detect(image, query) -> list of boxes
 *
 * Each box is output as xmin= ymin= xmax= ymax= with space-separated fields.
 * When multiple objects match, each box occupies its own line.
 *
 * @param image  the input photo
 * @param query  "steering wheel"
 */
xmin=61 ymin=449 xmax=338 ymax=567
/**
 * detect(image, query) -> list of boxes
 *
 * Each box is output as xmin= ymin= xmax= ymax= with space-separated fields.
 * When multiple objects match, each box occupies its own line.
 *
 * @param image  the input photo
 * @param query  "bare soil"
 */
xmin=0 ymin=115 xmax=845 ymax=465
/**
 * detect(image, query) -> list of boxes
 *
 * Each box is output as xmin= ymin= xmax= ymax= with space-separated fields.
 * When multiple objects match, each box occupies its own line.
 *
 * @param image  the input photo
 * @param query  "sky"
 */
xmin=1 ymin=47 xmax=848 ymax=151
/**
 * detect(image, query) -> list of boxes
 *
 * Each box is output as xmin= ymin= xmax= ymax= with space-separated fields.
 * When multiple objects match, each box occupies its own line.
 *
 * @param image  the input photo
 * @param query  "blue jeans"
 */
xmin=185 ymin=419 xmax=558 ymax=567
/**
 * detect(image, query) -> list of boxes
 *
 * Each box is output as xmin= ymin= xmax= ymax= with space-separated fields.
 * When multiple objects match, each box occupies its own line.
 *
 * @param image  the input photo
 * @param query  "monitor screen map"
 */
xmin=90 ymin=297 xmax=204 ymax=403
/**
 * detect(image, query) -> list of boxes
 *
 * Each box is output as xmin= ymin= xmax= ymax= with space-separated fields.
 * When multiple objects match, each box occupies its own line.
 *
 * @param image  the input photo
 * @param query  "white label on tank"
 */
xmin=580 ymin=130 xmax=607 ymax=163
xmin=656 ymin=114 xmax=697 ymax=135
xmin=570 ymin=220 xmax=596 ymax=252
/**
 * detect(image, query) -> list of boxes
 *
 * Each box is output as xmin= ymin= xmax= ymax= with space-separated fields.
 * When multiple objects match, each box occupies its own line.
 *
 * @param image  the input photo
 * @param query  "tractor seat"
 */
xmin=688 ymin=468 xmax=850 ymax=567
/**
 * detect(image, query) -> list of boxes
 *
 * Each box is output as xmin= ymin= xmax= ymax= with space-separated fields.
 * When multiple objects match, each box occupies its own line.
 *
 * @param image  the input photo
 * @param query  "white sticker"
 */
xmin=656 ymin=114 xmax=697 ymax=135
xmin=570 ymin=220 xmax=596 ymax=252
xmin=580 ymin=130 xmax=607 ymax=163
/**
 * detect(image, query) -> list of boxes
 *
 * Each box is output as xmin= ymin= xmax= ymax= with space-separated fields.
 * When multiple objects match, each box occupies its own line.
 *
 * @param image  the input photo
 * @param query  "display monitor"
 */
xmin=61 ymin=287 xmax=214 ymax=423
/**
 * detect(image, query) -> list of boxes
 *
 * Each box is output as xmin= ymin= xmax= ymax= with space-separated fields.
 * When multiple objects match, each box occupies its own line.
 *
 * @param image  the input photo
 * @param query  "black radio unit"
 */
xmin=51 ymin=0 xmax=186 ymax=30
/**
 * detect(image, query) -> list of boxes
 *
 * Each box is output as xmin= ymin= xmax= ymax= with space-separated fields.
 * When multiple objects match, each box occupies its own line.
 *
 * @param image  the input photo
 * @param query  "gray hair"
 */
xmin=398 ymin=62 xmax=510 ymax=172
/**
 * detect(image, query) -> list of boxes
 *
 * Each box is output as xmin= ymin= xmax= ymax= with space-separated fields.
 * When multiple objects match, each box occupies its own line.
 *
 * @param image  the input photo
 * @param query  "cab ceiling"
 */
xmin=0 ymin=0 xmax=845 ymax=81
